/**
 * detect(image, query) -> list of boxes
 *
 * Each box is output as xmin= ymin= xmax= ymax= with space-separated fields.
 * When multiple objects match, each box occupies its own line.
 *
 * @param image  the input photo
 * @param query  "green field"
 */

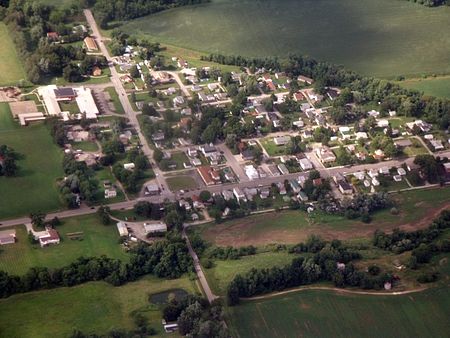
xmin=399 ymin=76 xmax=450 ymax=99
xmin=0 ymin=276 xmax=197 ymax=338
xmin=166 ymin=175 xmax=198 ymax=191
xmin=120 ymin=0 xmax=450 ymax=78
xmin=204 ymin=252 xmax=296 ymax=296
xmin=0 ymin=23 xmax=27 ymax=85
xmin=105 ymin=87 xmax=125 ymax=114
xmin=227 ymin=287 xmax=450 ymax=338
xmin=0 ymin=103 xmax=64 ymax=220
xmin=0 ymin=215 xmax=129 ymax=275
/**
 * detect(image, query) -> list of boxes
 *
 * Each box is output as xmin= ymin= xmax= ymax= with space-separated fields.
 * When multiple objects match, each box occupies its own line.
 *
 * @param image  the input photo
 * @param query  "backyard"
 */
xmin=0 ymin=103 xmax=64 ymax=220
xmin=0 ymin=214 xmax=129 ymax=275
xmin=0 ymin=276 xmax=197 ymax=338
xmin=120 ymin=0 xmax=450 ymax=78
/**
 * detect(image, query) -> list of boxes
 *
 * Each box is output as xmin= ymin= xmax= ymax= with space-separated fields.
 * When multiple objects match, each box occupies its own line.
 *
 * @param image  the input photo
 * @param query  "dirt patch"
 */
xmin=202 ymin=202 xmax=450 ymax=247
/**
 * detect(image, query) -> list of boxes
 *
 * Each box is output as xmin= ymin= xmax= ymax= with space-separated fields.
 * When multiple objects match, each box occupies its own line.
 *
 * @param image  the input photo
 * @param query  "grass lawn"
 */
xmin=166 ymin=175 xmax=198 ymax=191
xmin=0 ymin=103 xmax=64 ymax=220
xmin=260 ymin=138 xmax=287 ymax=157
xmin=161 ymin=151 xmax=190 ymax=171
xmin=71 ymin=140 xmax=99 ymax=152
xmin=105 ymin=87 xmax=125 ymax=114
xmin=204 ymin=252 xmax=296 ymax=296
xmin=0 ymin=23 xmax=27 ymax=85
xmin=227 ymin=287 xmax=450 ymax=338
xmin=399 ymin=76 xmax=450 ymax=99
xmin=0 ymin=275 xmax=197 ymax=338
xmin=190 ymin=186 xmax=450 ymax=247
xmin=120 ymin=0 xmax=450 ymax=78
xmin=93 ymin=167 xmax=126 ymax=204
xmin=0 ymin=214 xmax=129 ymax=276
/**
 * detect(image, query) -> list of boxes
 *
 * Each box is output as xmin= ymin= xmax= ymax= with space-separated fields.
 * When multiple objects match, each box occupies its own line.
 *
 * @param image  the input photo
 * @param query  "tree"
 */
xmin=177 ymin=302 xmax=203 ymax=335
xmin=30 ymin=212 xmax=46 ymax=229
xmin=199 ymin=190 xmax=211 ymax=202
xmin=97 ymin=205 xmax=112 ymax=225
xmin=153 ymin=148 xmax=164 ymax=162
xmin=129 ymin=65 xmax=140 ymax=78
xmin=165 ymin=211 xmax=184 ymax=231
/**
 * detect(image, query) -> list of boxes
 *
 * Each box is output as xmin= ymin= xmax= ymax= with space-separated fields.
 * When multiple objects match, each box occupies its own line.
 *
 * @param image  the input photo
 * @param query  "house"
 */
xmin=92 ymin=66 xmax=102 ymax=76
xmin=104 ymin=188 xmax=117 ymax=199
xmin=116 ymin=222 xmax=129 ymax=237
xmin=173 ymin=96 xmax=185 ymax=106
xmin=244 ymin=187 xmax=258 ymax=201
xmin=338 ymin=180 xmax=353 ymax=195
xmin=316 ymin=147 xmax=336 ymax=164
xmin=395 ymin=139 xmax=413 ymax=148
xmin=259 ymin=188 xmax=270 ymax=199
xmin=145 ymin=184 xmax=160 ymax=196
xmin=84 ymin=37 xmax=98 ymax=51
xmin=397 ymin=168 xmax=407 ymax=176
xmin=267 ymin=164 xmax=280 ymax=177
xmin=393 ymin=175 xmax=402 ymax=182
xmin=273 ymin=135 xmax=291 ymax=146
xmin=46 ymin=32 xmax=59 ymax=41
xmin=152 ymin=132 xmax=165 ymax=142
xmin=123 ymin=163 xmax=135 ymax=170
xmin=297 ymin=75 xmax=314 ymax=85
xmin=177 ymin=58 xmax=188 ymax=68
xmin=198 ymin=166 xmax=220 ymax=186
xmin=313 ymin=178 xmax=323 ymax=187
xmin=245 ymin=165 xmax=259 ymax=180
xmin=293 ymin=92 xmax=305 ymax=102
xmin=367 ymin=110 xmax=380 ymax=117
xmin=181 ymin=108 xmax=192 ymax=116
xmin=200 ymin=144 xmax=217 ymax=156
xmin=277 ymin=163 xmax=289 ymax=175
xmin=293 ymin=119 xmax=305 ymax=128
xmin=327 ymin=88 xmax=340 ymax=100
xmin=298 ymin=158 xmax=313 ymax=171
xmin=222 ymin=190 xmax=234 ymax=201
xmin=233 ymin=187 xmax=246 ymax=202
xmin=241 ymin=148 xmax=254 ymax=161
xmin=298 ymin=175 xmax=307 ymax=187
xmin=355 ymin=132 xmax=368 ymax=140
xmin=277 ymin=182 xmax=287 ymax=195
xmin=373 ymin=149 xmax=385 ymax=160
xmin=377 ymin=119 xmax=389 ymax=128
xmin=379 ymin=166 xmax=390 ymax=175
xmin=298 ymin=190 xmax=309 ymax=201
xmin=289 ymin=180 xmax=301 ymax=193
xmin=430 ymin=140 xmax=444 ymax=151
xmin=191 ymin=158 xmax=202 ymax=166
xmin=0 ymin=229 xmax=16 ymax=245
xmin=39 ymin=228 xmax=60 ymax=247
xmin=144 ymin=222 xmax=167 ymax=234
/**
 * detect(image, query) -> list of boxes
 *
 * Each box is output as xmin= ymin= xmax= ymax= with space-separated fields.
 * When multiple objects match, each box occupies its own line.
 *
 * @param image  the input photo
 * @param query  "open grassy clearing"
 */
xmin=0 ymin=276 xmax=197 ymax=338
xmin=166 ymin=175 xmax=198 ymax=191
xmin=0 ymin=214 xmax=129 ymax=276
xmin=204 ymin=252 xmax=296 ymax=296
xmin=120 ymin=0 xmax=450 ymax=78
xmin=398 ymin=76 xmax=450 ymax=99
xmin=105 ymin=87 xmax=125 ymax=114
xmin=227 ymin=287 xmax=450 ymax=338
xmin=0 ymin=23 xmax=27 ymax=85
xmin=71 ymin=140 xmax=99 ymax=152
xmin=191 ymin=187 xmax=450 ymax=247
xmin=0 ymin=103 xmax=64 ymax=220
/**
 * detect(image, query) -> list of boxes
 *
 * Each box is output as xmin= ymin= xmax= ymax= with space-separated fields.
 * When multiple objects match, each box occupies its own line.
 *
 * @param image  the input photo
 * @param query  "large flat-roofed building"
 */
xmin=116 ymin=222 xmax=129 ymax=237
xmin=84 ymin=36 xmax=98 ymax=51
xmin=144 ymin=222 xmax=167 ymax=234
xmin=38 ymin=85 xmax=62 ymax=116
xmin=54 ymin=87 xmax=76 ymax=101
xmin=74 ymin=86 xmax=99 ymax=119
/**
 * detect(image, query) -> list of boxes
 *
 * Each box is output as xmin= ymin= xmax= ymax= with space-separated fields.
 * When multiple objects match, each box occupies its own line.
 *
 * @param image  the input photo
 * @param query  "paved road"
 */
xmin=84 ymin=9 xmax=172 ymax=199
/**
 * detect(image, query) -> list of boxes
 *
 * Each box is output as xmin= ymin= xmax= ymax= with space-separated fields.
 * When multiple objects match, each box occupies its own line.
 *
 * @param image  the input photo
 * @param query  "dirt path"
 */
xmin=245 ymin=285 xmax=429 ymax=301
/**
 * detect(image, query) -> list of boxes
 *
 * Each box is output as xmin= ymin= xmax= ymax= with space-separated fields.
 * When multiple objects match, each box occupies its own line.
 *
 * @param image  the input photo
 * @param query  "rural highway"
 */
xmin=83 ymin=9 xmax=172 ymax=199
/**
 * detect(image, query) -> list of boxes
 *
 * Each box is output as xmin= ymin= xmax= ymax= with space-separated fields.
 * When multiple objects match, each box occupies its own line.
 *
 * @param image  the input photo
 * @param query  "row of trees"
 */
xmin=0 ymin=236 xmax=193 ymax=298
xmin=404 ymin=0 xmax=448 ymax=6
xmin=0 ymin=144 xmax=19 ymax=176
xmin=227 ymin=238 xmax=392 ymax=305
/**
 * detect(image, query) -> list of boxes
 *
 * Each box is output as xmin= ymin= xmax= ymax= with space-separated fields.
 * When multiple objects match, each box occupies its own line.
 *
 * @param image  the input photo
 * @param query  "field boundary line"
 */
xmin=243 ymin=285 xmax=429 ymax=301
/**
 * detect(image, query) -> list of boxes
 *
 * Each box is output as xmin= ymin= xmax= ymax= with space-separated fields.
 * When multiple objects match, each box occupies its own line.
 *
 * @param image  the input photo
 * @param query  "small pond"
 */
xmin=149 ymin=288 xmax=189 ymax=304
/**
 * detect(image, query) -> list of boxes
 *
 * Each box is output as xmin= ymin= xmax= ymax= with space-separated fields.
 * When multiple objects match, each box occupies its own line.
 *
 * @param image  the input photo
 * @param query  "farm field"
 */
xmin=204 ymin=252 xmax=296 ymax=296
xmin=0 ymin=276 xmax=197 ymax=338
xmin=0 ymin=23 xmax=27 ymax=86
xmin=227 ymin=287 xmax=450 ymax=338
xmin=191 ymin=187 xmax=450 ymax=246
xmin=120 ymin=0 xmax=450 ymax=78
xmin=398 ymin=76 xmax=450 ymax=99
xmin=0 ymin=103 xmax=64 ymax=220
xmin=0 ymin=214 xmax=129 ymax=275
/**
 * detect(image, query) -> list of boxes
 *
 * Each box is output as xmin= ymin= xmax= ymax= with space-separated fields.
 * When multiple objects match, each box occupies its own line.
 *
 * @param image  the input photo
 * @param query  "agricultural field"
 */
xmin=0 ymin=23 xmax=27 ymax=86
xmin=120 ymin=0 xmax=450 ymax=78
xmin=190 ymin=187 xmax=450 ymax=247
xmin=0 ymin=276 xmax=197 ymax=338
xmin=0 ymin=214 xmax=129 ymax=276
xmin=0 ymin=103 xmax=64 ymax=220
xmin=398 ymin=76 xmax=450 ymax=99
xmin=227 ymin=287 xmax=450 ymax=338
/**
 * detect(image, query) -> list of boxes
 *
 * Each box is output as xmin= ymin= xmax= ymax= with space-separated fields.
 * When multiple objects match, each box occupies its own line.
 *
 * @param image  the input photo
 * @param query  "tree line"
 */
xmin=226 ymin=238 xmax=394 ymax=305
xmin=0 ymin=144 xmax=19 ymax=176
xmin=0 ymin=236 xmax=193 ymax=298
